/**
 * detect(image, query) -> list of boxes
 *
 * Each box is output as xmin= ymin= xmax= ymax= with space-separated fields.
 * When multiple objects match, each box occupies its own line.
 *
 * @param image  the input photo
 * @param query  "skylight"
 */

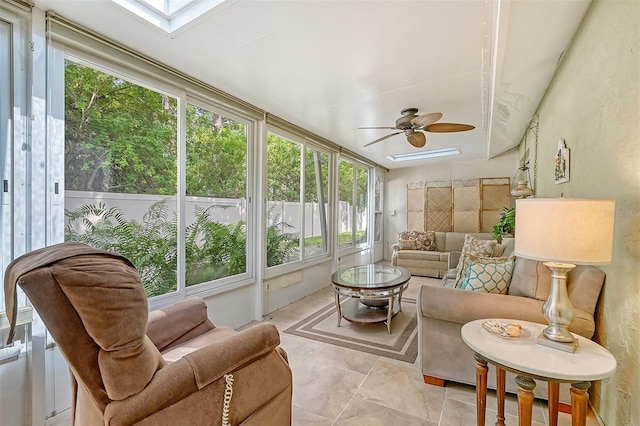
xmin=387 ymin=147 xmax=461 ymax=162
xmin=112 ymin=0 xmax=226 ymax=33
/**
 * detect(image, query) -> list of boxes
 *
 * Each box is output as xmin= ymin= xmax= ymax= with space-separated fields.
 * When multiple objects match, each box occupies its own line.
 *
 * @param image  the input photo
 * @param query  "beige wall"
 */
xmin=522 ymin=1 xmax=639 ymax=424
xmin=384 ymin=152 xmax=518 ymax=258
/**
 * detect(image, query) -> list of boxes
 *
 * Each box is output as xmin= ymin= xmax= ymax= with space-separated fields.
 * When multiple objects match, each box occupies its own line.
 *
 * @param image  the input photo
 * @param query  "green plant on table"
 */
xmin=492 ymin=207 xmax=515 ymax=244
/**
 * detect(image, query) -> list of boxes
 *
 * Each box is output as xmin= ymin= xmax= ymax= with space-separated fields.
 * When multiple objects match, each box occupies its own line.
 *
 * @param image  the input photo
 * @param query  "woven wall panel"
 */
xmin=453 ymin=186 xmax=480 ymax=211
xmin=426 ymin=187 xmax=452 ymax=211
xmin=427 ymin=211 xmax=451 ymax=232
xmin=483 ymin=184 xmax=510 ymax=210
xmin=407 ymin=188 xmax=425 ymax=211
xmin=482 ymin=211 xmax=501 ymax=233
xmin=453 ymin=211 xmax=480 ymax=233
xmin=407 ymin=211 xmax=425 ymax=232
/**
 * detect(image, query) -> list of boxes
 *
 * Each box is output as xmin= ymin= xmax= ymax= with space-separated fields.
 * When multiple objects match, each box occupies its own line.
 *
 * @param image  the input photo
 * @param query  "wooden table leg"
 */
xmin=334 ymin=292 xmax=342 ymax=327
xmin=474 ymin=353 xmax=488 ymax=426
xmin=548 ymin=382 xmax=559 ymax=426
xmin=496 ymin=367 xmax=506 ymax=426
xmin=570 ymin=382 xmax=591 ymax=426
xmin=515 ymin=375 xmax=536 ymax=426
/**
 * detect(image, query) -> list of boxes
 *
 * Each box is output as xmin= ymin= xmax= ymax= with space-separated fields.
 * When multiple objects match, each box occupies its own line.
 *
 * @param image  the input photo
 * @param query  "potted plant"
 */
xmin=492 ymin=207 xmax=515 ymax=243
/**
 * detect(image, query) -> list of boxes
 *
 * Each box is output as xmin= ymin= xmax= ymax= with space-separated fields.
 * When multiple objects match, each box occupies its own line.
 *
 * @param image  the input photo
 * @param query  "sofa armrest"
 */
xmin=419 ymin=285 xmax=595 ymax=338
xmin=448 ymin=251 xmax=461 ymax=270
xmin=391 ymin=243 xmax=400 ymax=264
xmin=105 ymin=323 xmax=287 ymax=425
xmin=147 ymin=297 xmax=215 ymax=351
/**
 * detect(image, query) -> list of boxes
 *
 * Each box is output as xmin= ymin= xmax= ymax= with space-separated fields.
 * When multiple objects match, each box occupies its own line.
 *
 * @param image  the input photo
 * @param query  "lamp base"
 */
xmin=536 ymin=332 xmax=579 ymax=353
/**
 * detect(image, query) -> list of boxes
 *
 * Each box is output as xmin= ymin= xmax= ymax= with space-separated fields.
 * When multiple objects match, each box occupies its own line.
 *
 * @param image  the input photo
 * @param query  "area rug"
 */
xmin=284 ymin=295 xmax=418 ymax=363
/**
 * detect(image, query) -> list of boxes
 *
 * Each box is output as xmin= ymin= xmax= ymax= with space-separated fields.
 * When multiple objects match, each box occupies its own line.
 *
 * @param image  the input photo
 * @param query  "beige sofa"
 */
xmin=392 ymin=232 xmax=493 ymax=278
xmin=417 ymin=248 xmax=605 ymax=406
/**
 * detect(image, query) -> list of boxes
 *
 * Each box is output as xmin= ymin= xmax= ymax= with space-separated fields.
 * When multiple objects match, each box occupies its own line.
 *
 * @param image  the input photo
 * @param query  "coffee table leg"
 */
xmin=548 ymin=382 xmax=559 ymax=426
xmin=386 ymin=295 xmax=394 ymax=334
xmin=515 ymin=375 xmax=536 ymax=426
xmin=334 ymin=292 xmax=342 ymax=327
xmin=570 ymin=382 xmax=591 ymax=426
xmin=474 ymin=353 xmax=488 ymax=426
xmin=496 ymin=367 xmax=506 ymax=426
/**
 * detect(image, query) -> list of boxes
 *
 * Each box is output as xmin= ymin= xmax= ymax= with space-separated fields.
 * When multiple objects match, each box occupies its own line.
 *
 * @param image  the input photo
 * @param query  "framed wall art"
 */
xmin=554 ymin=139 xmax=570 ymax=184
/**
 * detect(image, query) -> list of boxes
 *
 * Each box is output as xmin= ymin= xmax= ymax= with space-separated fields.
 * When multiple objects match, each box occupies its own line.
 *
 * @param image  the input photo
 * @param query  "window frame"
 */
xmin=337 ymin=155 xmax=372 ymax=255
xmin=58 ymin=50 xmax=260 ymax=309
xmin=264 ymin=126 xmax=333 ymax=278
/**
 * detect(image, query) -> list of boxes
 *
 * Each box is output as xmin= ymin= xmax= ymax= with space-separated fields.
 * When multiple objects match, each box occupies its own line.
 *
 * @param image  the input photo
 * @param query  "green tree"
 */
xmin=186 ymin=105 xmax=247 ymax=198
xmin=65 ymin=61 xmax=177 ymax=194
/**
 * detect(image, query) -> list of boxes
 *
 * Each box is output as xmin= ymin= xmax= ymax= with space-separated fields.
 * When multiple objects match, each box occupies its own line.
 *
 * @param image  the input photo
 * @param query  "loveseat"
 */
xmin=417 ymin=235 xmax=605 ymax=406
xmin=392 ymin=231 xmax=494 ymax=278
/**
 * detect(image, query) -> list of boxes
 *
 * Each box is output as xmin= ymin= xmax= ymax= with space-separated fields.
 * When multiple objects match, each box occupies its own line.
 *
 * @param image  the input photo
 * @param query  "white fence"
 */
xmin=65 ymin=191 xmax=366 ymax=236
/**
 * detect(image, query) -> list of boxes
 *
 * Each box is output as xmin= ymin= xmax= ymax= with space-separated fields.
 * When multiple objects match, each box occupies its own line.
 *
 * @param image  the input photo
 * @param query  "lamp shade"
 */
xmin=514 ymin=198 xmax=616 ymax=265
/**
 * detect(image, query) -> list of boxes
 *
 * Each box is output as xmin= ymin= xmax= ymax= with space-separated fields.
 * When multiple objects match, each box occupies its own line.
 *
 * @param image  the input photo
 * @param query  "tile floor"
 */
xmin=46 ymin=278 xmax=600 ymax=426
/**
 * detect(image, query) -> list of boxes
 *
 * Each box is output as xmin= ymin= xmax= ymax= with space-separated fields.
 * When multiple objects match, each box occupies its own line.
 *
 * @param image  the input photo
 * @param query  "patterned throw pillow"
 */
xmin=398 ymin=239 xmax=417 ymax=250
xmin=397 ymin=231 xmax=437 ymax=251
xmin=415 ymin=231 xmax=437 ymax=251
xmin=461 ymin=256 xmax=516 ymax=294
xmin=454 ymin=235 xmax=498 ymax=287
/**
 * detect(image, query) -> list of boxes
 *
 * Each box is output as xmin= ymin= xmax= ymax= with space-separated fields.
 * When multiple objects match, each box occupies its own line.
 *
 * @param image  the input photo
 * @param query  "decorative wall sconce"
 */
xmin=511 ymin=115 xmax=538 ymax=198
xmin=511 ymin=162 xmax=534 ymax=198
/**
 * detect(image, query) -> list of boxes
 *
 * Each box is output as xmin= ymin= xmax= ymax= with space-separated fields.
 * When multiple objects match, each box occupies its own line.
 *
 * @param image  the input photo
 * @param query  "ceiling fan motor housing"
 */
xmin=396 ymin=108 xmax=419 ymax=129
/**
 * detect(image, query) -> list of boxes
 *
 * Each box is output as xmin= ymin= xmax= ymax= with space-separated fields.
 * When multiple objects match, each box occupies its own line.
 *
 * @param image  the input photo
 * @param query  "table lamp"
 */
xmin=514 ymin=197 xmax=615 ymax=352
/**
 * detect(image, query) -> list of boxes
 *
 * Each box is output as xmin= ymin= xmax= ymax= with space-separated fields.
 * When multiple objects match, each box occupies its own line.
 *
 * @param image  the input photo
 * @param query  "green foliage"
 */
xmin=65 ymin=201 xmax=302 ymax=296
xmin=65 ymin=61 xmax=178 ymax=194
xmin=184 ymin=205 xmax=247 ymax=284
xmin=185 ymin=105 xmax=247 ymax=198
xmin=492 ymin=207 xmax=516 ymax=243
xmin=65 ymin=201 xmax=178 ymax=297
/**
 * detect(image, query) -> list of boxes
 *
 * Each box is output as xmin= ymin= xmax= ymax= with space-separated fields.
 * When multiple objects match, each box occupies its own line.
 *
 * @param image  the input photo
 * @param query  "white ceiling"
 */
xmin=32 ymin=0 xmax=591 ymax=169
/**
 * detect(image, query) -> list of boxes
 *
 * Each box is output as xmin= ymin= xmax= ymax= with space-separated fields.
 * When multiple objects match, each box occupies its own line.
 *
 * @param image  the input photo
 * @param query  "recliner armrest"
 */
xmin=147 ymin=297 xmax=214 ymax=351
xmin=105 ymin=322 xmax=288 ymax=425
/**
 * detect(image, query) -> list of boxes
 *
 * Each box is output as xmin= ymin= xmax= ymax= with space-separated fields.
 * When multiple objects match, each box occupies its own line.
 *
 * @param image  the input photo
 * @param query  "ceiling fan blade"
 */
xmin=411 ymin=112 xmax=443 ymax=129
xmin=407 ymin=132 xmax=426 ymax=148
xmin=363 ymin=131 xmax=403 ymax=147
xmin=425 ymin=122 xmax=475 ymax=133
xmin=358 ymin=126 xmax=398 ymax=130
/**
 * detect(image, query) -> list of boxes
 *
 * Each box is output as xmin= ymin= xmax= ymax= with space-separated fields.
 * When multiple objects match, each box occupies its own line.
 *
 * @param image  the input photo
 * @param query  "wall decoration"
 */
xmin=554 ymin=139 xmax=570 ymax=184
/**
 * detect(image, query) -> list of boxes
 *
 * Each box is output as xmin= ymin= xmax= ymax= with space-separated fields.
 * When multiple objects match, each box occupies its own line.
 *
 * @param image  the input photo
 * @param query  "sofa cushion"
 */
xmin=398 ymin=239 xmax=417 ymax=250
xmin=507 ymin=258 xmax=552 ymax=300
xmin=455 ymin=235 xmax=498 ymax=286
xmin=396 ymin=250 xmax=444 ymax=262
xmin=461 ymin=256 xmax=515 ymax=294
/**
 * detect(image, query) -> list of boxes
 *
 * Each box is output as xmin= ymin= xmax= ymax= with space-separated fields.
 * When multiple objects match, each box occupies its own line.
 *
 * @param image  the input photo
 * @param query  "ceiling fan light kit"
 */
xmin=360 ymin=108 xmax=475 ymax=147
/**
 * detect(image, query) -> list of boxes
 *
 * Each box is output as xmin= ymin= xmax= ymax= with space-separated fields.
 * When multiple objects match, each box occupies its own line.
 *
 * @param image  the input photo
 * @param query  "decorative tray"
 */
xmin=482 ymin=320 xmax=530 ymax=340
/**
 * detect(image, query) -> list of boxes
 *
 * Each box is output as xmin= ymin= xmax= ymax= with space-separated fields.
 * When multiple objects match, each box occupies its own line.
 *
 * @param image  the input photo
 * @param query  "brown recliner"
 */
xmin=4 ymin=242 xmax=292 ymax=425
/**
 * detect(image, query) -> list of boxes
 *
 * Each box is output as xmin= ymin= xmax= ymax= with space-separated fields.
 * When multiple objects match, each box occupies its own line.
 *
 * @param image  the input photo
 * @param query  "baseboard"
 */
xmin=423 ymin=375 xmax=446 ymax=387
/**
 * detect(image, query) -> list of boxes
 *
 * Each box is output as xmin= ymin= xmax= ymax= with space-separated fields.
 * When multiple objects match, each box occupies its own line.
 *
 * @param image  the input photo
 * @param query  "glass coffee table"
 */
xmin=330 ymin=264 xmax=411 ymax=334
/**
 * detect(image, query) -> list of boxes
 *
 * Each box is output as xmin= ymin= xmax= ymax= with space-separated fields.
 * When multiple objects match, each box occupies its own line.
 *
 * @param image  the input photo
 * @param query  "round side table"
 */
xmin=461 ymin=319 xmax=616 ymax=426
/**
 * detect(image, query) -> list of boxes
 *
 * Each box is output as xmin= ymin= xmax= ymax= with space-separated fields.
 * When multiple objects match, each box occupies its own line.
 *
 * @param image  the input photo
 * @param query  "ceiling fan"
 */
xmin=360 ymin=108 xmax=475 ymax=148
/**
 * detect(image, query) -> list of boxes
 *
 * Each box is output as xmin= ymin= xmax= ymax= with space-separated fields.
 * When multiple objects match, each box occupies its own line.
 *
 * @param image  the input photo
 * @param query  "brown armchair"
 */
xmin=4 ymin=242 xmax=292 ymax=425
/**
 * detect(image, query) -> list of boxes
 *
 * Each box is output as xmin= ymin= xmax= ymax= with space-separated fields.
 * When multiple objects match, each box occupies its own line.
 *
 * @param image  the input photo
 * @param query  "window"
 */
xmin=185 ymin=102 xmax=249 ymax=286
xmin=266 ymin=131 xmax=330 ymax=268
xmin=338 ymin=158 xmax=370 ymax=249
xmin=1 ymin=9 xmax=30 ymax=351
xmin=63 ymin=60 xmax=179 ymax=298
xmin=374 ymin=172 xmax=383 ymax=243
xmin=111 ymin=0 xmax=225 ymax=33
